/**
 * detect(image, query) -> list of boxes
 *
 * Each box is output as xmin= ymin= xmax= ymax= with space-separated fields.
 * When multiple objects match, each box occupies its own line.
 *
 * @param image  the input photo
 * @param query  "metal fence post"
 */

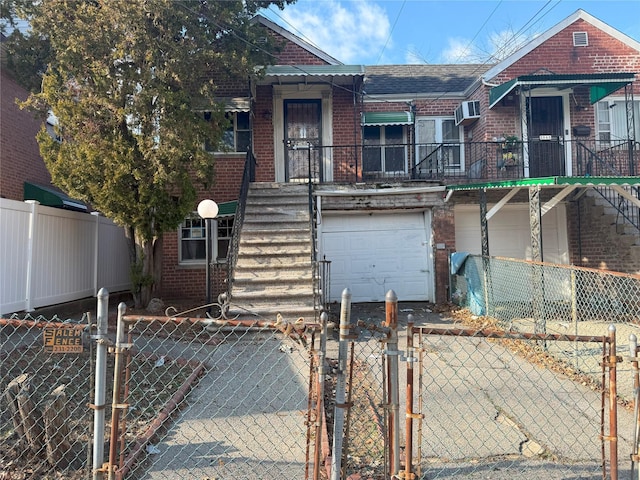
xmin=385 ymin=289 xmax=400 ymax=476
xmin=630 ymin=334 xmax=639 ymax=480
xmin=313 ymin=311 xmax=328 ymax=480
xmin=405 ymin=314 xmax=416 ymax=480
xmin=608 ymin=325 xmax=618 ymax=480
xmin=92 ymin=288 xmax=109 ymax=480
xmin=331 ymin=288 xmax=352 ymax=480
xmin=108 ymin=303 xmax=127 ymax=480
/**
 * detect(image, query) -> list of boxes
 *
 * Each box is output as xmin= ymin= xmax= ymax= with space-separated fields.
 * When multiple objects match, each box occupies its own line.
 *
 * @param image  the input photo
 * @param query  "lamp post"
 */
xmin=197 ymin=199 xmax=218 ymax=310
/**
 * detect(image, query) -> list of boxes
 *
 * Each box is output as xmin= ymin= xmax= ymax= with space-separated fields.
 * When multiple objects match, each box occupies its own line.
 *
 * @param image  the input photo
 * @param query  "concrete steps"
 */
xmin=229 ymin=183 xmax=316 ymax=321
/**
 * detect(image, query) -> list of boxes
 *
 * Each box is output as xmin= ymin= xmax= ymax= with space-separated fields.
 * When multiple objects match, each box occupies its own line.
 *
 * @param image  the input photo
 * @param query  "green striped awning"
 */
xmin=361 ymin=111 xmax=414 ymax=126
xmin=217 ymin=200 xmax=237 ymax=216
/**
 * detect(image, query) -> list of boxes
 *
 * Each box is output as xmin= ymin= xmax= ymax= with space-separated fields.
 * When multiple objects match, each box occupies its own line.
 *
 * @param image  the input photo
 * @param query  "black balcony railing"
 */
xmin=282 ymin=139 xmax=639 ymax=185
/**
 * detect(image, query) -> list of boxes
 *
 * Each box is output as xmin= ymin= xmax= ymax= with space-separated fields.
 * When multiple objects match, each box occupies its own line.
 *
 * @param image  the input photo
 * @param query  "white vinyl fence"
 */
xmin=0 ymin=198 xmax=131 ymax=315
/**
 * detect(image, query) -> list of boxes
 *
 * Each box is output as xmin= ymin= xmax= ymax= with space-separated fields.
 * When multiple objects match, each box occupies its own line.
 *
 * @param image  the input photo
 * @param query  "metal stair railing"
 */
xmin=576 ymin=140 xmax=640 ymax=243
xmin=225 ymin=150 xmax=256 ymax=301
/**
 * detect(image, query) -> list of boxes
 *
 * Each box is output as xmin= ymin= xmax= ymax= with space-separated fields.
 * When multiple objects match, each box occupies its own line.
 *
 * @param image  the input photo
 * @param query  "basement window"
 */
xmin=573 ymin=32 xmax=588 ymax=47
xmin=179 ymin=212 xmax=235 ymax=265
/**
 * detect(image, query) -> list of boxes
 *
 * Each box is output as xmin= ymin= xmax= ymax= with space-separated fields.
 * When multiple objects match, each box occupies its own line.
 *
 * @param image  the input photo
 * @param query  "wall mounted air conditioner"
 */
xmin=454 ymin=101 xmax=481 ymax=126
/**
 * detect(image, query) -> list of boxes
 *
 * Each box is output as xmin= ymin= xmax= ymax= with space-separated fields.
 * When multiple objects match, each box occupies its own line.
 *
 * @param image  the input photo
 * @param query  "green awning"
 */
xmin=217 ymin=200 xmax=237 ymax=217
xmin=489 ymin=73 xmax=636 ymax=109
xmin=446 ymin=176 xmax=640 ymax=191
xmin=24 ymin=182 xmax=88 ymax=212
xmin=361 ymin=111 xmax=414 ymax=126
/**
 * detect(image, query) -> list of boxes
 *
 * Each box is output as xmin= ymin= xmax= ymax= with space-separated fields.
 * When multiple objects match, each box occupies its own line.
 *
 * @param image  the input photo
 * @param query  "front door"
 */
xmin=527 ymin=96 xmax=566 ymax=177
xmin=284 ymin=100 xmax=322 ymax=182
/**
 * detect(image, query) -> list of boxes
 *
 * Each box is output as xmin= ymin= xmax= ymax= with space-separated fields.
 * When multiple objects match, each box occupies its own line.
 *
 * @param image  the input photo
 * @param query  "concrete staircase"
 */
xmin=587 ymin=187 xmax=640 ymax=244
xmin=228 ymin=182 xmax=316 ymax=321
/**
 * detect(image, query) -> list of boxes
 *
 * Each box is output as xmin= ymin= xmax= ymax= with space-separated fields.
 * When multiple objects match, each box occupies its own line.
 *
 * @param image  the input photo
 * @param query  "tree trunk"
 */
xmin=4 ymin=373 xmax=29 ymax=447
xmin=16 ymin=378 xmax=45 ymax=455
xmin=43 ymin=385 xmax=72 ymax=467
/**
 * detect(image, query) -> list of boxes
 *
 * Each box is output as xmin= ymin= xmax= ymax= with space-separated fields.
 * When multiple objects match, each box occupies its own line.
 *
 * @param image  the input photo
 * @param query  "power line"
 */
xmin=375 ymin=0 xmax=406 ymax=65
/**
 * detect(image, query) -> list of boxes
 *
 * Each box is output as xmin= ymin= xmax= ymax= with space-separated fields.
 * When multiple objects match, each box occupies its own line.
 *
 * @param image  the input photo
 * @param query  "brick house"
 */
xmin=162 ymin=10 xmax=639 ymax=315
xmin=1 ymin=36 xmax=88 ymax=210
xmin=1 ymin=40 xmax=53 ymax=201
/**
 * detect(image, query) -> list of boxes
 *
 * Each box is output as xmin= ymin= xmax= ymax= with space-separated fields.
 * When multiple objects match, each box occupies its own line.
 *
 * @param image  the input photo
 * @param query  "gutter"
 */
xmin=315 ymin=185 xmax=446 ymax=197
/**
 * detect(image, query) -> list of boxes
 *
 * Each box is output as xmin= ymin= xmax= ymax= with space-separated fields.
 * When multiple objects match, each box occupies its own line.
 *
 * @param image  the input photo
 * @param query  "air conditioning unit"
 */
xmin=454 ymin=101 xmax=481 ymax=126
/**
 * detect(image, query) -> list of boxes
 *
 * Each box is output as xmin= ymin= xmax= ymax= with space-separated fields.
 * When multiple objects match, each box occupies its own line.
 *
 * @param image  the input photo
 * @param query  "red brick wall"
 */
xmin=267 ymin=29 xmax=332 ymax=66
xmin=566 ymin=196 xmax=640 ymax=274
xmin=160 ymin=154 xmax=246 ymax=301
xmin=1 ymin=68 xmax=52 ymax=200
xmin=491 ymin=18 xmax=640 ymax=83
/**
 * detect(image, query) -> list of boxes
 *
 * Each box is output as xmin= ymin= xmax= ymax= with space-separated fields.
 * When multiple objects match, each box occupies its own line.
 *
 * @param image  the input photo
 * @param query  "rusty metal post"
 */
xmin=313 ymin=312 xmax=328 ymax=480
xmin=630 ymin=333 xmax=639 ymax=480
xmin=385 ymin=290 xmax=400 ymax=476
xmin=608 ymin=325 xmax=619 ymax=480
xmin=108 ymin=303 xmax=128 ymax=480
xmin=330 ymin=288 xmax=352 ymax=480
xmin=404 ymin=314 xmax=416 ymax=480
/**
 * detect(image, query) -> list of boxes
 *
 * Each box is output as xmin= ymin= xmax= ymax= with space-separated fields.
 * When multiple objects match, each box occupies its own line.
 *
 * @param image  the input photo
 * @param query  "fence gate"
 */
xmin=102 ymin=307 xmax=317 ymax=479
xmin=406 ymin=326 xmax=629 ymax=480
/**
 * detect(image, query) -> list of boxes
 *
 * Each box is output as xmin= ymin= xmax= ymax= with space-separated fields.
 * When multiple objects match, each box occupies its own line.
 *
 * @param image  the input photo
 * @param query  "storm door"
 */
xmin=284 ymin=100 xmax=322 ymax=182
xmin=527 ymin=96 xmax=566 ymax=177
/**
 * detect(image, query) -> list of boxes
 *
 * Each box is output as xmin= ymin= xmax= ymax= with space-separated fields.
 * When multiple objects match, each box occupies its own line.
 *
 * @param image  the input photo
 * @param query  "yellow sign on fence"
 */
xmin=43 ymin=328 xmax=83 ymax=353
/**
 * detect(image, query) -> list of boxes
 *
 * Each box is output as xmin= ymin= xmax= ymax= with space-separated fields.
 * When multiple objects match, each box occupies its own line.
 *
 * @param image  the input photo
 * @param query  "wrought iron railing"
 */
xmin=282 ymin=139 xmax=638 ymax=184
xmin=225 ymin=150 xmax=255 ymax=300
xmin=576 ymin=140 xmax=640 ymax=243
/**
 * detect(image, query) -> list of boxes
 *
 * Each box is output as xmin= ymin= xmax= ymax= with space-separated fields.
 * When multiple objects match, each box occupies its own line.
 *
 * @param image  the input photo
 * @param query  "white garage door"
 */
xmin=454 ymin=203 xmax=569 ymax=264
xmin=320 ymin=212 xmax=433 ymax=303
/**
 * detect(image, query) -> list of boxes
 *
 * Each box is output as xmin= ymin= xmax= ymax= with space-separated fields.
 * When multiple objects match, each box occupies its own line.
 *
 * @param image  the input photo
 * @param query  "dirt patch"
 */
xmin=0 ymin=317 xmax=201 ymax=480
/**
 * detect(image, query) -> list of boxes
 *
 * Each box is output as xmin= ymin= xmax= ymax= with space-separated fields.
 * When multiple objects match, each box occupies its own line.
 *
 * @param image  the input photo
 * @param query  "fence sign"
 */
xmin=43 ymin=328 xmax=83 ymax=353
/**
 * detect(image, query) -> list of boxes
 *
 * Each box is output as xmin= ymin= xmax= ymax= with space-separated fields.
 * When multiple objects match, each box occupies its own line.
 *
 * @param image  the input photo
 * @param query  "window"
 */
xmin=179 ymin=213 xmax=234 ymax=264
xmin=362 ymin=125 xmax=407 ymax=174
xmin=597 ymin=99 xmax=640 ymax=144
xmin=415 ymin=117 xmax=462 ymax=171
xmin=204 ymin=111 xmax=251 ymax=153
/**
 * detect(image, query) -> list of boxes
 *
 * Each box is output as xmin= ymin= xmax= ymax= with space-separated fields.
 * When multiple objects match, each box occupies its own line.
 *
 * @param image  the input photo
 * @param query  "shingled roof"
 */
xmin=363 ymin=64 xmax=492 ymax=97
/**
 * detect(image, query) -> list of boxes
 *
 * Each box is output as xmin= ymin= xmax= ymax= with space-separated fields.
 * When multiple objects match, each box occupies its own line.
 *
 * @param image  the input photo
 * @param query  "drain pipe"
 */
xmin=92 ymin=288 xmax=109 ymax=480
xmin=330 ymin=288 xmax=352 ymax=480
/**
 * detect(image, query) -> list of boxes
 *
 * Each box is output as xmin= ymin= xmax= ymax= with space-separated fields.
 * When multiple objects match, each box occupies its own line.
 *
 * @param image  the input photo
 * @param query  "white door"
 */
xmin=320 ymin=212 xmax=433 ymax=303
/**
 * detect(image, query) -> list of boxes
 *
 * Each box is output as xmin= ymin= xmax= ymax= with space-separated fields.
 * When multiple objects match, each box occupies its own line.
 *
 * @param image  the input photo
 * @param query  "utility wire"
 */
xmin=375 ymin=0 xmax=406 ymax=65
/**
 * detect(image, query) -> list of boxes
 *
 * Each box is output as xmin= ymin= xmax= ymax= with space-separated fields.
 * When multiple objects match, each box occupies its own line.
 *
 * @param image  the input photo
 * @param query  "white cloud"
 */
xmin=441 ymin=29 xmax=531 ymax=64
xmin=277 ymin=0 xmax=391 ymax=64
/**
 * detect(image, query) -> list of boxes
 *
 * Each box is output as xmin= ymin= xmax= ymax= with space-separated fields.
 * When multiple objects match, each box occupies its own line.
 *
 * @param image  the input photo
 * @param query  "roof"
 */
xmin=254 ymin=15 xmax=342 ymax=66
xmin=363 ymin=64 xmax=489 ymax=99
xmin=483 ymin=9 xmax=640 ymax=82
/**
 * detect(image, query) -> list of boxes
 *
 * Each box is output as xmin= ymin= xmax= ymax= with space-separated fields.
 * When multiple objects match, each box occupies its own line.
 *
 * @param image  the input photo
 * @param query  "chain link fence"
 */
xmin=411 ymin=326 xmax=628 ymax=480
xmin=113 ymin=310 xmax=315 ymax=479
xmin=1 ymin=313 xmax=94 ymax=479
xmin=451 ymin=254 xmax=640 ymax=400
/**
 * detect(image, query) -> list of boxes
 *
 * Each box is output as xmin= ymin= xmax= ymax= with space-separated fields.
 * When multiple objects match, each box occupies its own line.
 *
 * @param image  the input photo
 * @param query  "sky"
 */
xmin=260 ymin=0 xmax=640 ymax=66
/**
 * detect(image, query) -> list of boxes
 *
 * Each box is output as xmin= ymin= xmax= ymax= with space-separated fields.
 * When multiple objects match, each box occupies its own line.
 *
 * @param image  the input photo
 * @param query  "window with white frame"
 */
xmin=415 ymin=117 xmax=462 ymax=171
xmin=362 ymin=125 xmax=407 ymax=174
xmin=204 ymin=111 xmax=251 ymax=153
xmin=596 ymin=99 xmax=640 ymax=143
xmin=179 ymin=213 xmax=234 ymax=264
